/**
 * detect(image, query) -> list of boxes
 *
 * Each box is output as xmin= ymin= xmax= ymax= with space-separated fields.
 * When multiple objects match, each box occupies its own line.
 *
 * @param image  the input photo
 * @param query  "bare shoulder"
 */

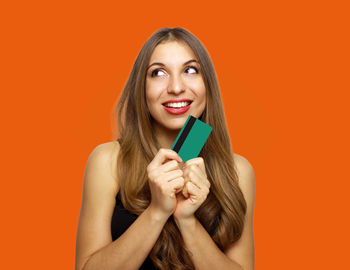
xmin=86 ymin=140 xmax=121 ymax=193
xmin=232 ymin=153 xmax=255 ymax=211
xmin=92 ymin=140 xmax=120 ymax=160
xmin=233 ymin=153 xmax=255 ymax=183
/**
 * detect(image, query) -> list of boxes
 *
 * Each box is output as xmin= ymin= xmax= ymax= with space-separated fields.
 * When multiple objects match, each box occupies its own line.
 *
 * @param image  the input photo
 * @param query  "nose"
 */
xmin=167 ymin=74 xmax=185 ymax=94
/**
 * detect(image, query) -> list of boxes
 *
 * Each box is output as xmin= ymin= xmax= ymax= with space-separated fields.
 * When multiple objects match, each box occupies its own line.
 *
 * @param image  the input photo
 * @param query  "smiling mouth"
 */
xmin=162 ymin=101 xmax=192 ymax=115
xmin=162 ymin=101 xmax=193 ymax=108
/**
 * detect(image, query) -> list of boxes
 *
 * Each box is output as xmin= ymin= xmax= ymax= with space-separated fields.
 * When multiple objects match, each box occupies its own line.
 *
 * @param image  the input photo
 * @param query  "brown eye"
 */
xmin=151 ymin=69 xmax=166 ymax=77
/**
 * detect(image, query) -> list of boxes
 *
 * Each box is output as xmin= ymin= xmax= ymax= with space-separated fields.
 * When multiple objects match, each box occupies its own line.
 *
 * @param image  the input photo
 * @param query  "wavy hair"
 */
xmin=113 ymin=27 xmax=247 ymax=270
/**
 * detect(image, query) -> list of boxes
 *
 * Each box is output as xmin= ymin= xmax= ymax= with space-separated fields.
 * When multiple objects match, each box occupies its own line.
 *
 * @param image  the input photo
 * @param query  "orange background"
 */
xmin=1 ymin=0 xmax=349 ymax=269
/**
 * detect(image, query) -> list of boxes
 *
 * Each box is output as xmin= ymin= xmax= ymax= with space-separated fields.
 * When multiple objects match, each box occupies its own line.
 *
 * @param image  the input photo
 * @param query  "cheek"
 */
xmin=145 ymin=90 xmax=151 ymax=108
xmin=146 ymin=80 xmax=164 ymax=99
xmin=145 ymin=83 xmax=156 ymax=105
xmin=190 ymin=79 xmax=206 ymax=97
xmin=145 ymin=85 xmax=162 ymax=114
xmin=196 ymin=83 xmax=206 ymax=103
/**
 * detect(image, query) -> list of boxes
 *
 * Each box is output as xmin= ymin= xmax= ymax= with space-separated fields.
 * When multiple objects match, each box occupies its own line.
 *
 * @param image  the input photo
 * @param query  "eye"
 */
xmin=151 ymin=69 xmax=166 ymax=77
xmin=185 ymin=66 xmax=198 ymax=74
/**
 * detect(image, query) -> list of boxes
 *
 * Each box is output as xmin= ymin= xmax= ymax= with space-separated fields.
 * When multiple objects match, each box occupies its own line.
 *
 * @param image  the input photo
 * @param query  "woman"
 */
xmin=75 ymin=27 xmax=255 ymax=270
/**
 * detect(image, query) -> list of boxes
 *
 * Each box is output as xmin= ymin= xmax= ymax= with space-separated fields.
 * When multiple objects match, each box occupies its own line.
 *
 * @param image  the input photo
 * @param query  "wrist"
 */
xmin=146 ymin=205 xmax=171 ymax=223
xmin=174 ymin=215 xmax=197 ymax=230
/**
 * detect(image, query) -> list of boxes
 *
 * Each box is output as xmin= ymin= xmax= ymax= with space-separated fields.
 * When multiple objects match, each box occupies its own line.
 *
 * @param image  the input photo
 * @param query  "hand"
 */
xmin=173 ymin=157 xmax=211 ymax=222
xmin=147 ymin=148 xmax=184 ymax=220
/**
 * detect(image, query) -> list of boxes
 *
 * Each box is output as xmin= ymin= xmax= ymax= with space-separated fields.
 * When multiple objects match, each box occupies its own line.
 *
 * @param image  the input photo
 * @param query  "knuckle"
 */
xmin=171 ymin=160 xmax=178 ymax=166
xmin=177 ymin=169 xmax=183 ymax=175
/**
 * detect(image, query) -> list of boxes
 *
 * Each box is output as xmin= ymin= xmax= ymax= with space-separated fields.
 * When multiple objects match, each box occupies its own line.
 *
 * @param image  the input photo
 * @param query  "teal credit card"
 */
xmin=171 ymin=115 xmax=212 ymax=162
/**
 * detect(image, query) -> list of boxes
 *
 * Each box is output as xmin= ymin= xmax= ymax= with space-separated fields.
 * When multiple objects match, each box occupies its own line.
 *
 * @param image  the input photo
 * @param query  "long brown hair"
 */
xmin=113 ymin=27 xmax=247 ymax=270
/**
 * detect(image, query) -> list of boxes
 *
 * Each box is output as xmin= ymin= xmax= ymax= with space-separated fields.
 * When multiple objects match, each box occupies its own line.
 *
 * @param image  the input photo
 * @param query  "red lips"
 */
xmin=162 ymin=99 xmax=193 ymax=105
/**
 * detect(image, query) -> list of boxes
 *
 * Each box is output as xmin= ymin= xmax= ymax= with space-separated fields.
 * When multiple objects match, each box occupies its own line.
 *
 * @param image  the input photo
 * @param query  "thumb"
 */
xmin=182 ymin=183 xmax=189 ymax=198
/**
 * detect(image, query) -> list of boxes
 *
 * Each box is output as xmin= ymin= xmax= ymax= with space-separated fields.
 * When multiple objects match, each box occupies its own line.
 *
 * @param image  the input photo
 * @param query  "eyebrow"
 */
xmin=147 ymin=59 xmax=199 ymax=71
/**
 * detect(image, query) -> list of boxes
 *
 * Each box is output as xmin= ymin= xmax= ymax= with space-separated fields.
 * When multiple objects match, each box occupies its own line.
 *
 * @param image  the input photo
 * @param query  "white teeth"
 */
xmin=164 ymin=102 xmax=190 ymax=108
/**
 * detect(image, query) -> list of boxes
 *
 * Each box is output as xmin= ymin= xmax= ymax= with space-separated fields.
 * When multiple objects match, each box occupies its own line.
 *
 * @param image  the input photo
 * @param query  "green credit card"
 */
xmin=171 ymin=115 xmax=213 ymax=162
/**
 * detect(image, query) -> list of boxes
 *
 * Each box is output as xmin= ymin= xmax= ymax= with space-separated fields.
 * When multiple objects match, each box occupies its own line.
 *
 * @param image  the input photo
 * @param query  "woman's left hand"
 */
xmin=173 ymin=157 xmax=211 ymax=222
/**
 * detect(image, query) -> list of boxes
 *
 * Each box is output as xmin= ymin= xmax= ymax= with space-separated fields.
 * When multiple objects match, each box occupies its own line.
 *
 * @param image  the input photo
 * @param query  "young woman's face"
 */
xmin=145 ymin=41 xmax=206 ymax=131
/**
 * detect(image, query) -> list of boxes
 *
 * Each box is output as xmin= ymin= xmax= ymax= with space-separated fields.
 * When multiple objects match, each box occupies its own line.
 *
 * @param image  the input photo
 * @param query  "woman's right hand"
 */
xmin=147 ymin=148 xmax=184 ymax=220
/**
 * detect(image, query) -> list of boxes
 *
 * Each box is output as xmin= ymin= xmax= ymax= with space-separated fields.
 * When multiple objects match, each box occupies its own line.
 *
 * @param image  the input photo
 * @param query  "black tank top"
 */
xmin=111 ymin=190 xmax=219 ymax=270
xmin=111 ymin=191 xmax=160 ymax=270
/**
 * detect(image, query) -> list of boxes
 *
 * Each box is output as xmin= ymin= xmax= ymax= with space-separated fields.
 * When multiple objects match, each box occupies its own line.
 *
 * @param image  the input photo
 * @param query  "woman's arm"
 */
xmin=81 ymin=207 xmax=168 ymax=270
xmin=75 ymin=142 xmax=169 ymax=270
xmin=175 ymin=217 xmax=244 ymax=270
xmin=174 ymin=154 xmax=255 ymax=270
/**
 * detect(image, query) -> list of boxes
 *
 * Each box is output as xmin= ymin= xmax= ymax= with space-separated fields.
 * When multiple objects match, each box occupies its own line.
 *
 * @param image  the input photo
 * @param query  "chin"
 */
xmin=165 ymin=123 xmax=184 ymax=131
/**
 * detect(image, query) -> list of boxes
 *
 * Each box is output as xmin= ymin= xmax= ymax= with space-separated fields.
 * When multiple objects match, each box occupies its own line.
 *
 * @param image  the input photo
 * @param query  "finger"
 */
xmin=175 ymin=187 xmax=183 ymax=194
xmin=191 ymin=165 xmax=210 ymax=188
xmin=159 ymin=169 xmax=183 ymax=183
xmin=181 ymin=164 xmax=201 ymax=196
xmin=183 ymin=165 xmax=208 ymax=190
xmin=178 ymin=162 xmax=186 ymax=171
xmin=157 ymin=159 xmax=182 ymax=174
xmin=185 ymin=181 xmax=201 ymax=203
xmin=182 ymin=171 xmax=191 ymax=190
xmin=185 ymin=164 xmax=207 ymax=180
xmin=186 ymin=181 xmax=200 ymax=194
xmin=149 ymin=148 xmax=182 ymax=170
xmin=149 ymin=160 xmax=183 ymax=182
xmin=167 ymin=177 xmax=185 ymax=198
xmin=184 ymin=157 xmax=206 ymax=177
xmin=182 ymin=184 xmax=189 ymax=198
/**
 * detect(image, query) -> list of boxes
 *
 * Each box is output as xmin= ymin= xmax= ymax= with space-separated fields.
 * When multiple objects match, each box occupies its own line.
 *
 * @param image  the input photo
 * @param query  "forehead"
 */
xmin=149 ymin=41 xmax=197 ymax=63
